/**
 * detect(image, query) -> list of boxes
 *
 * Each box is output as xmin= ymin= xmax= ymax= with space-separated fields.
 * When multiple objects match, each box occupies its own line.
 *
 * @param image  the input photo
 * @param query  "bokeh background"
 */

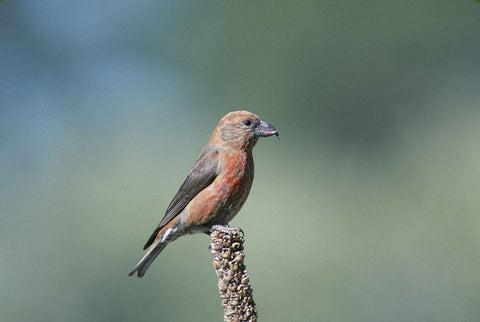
xmin=2 ymin=1 xmax=480 ymax=321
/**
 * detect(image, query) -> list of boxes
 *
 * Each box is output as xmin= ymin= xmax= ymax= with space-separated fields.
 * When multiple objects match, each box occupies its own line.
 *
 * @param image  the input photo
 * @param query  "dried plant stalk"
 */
xmin=209 ymin=226 xmax=258 ymax=322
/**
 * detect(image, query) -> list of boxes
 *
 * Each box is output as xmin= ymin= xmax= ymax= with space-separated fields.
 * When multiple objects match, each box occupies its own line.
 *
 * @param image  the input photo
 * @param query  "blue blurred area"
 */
xmin=1 ymin=1 xmax=480 ymax=321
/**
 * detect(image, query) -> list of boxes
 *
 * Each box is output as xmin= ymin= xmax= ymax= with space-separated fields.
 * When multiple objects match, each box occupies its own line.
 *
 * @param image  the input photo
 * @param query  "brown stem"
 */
xmin=210 ymin=226 xmax=258 ymax=322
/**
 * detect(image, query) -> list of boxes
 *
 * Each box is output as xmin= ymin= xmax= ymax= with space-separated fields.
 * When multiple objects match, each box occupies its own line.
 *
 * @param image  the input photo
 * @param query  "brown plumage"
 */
xmin=129 ymin=110 xmax=278 ymax=277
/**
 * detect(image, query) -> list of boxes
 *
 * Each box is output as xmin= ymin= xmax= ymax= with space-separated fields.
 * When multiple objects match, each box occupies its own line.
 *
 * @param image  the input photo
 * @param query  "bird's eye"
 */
xmin=243 ymin=119 xmax=252 ymax=126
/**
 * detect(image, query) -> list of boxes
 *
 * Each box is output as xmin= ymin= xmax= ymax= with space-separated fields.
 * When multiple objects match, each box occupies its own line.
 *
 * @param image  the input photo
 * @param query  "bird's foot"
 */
xmin=209 ymin=225 xmax=244 ymax=236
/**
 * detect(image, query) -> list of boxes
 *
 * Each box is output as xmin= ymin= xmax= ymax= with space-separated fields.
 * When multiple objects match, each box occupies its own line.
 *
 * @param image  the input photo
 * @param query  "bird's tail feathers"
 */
xmin=129 ymin=240 xmax=168 ymax=277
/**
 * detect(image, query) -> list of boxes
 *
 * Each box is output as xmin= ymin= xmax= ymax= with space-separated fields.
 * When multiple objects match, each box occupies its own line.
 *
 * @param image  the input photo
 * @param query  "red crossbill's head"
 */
xmin=211 ymin=110 xmax=278 ymax=150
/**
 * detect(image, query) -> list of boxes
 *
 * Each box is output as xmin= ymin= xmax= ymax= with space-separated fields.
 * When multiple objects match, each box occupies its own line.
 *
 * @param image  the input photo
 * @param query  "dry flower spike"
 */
xmin=210 ymin=226 xmax=258 ymax=322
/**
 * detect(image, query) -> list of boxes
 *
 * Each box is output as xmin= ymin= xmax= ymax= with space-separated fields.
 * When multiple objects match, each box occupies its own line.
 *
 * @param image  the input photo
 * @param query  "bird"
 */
xmin=129 ymin=110 xmax=278 ymax=277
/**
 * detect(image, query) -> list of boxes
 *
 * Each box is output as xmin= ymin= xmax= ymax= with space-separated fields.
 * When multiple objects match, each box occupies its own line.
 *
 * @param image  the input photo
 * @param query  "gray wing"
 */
xmin=143 ymin=145 xmax=219 ymax=249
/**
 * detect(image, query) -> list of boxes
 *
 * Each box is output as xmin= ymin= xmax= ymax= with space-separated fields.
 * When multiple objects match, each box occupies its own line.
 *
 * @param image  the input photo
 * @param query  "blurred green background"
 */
xmin=1 ymin=1 xmax=480 ymax=321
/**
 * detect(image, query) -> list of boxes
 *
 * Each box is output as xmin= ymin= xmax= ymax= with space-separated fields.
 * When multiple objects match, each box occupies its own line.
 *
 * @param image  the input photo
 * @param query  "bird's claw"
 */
xmin=210 ymin=225 xmax=244 ymax=236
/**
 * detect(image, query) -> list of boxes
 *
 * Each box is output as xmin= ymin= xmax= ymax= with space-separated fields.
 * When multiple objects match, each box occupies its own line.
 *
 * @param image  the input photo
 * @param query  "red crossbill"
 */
xmin=129 ymin=110 xmax=278 ymax=277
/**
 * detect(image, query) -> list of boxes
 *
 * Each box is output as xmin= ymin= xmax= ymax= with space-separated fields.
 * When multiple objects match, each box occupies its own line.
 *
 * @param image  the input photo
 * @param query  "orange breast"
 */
xmin=185 ymin=150 xmax=254 ymax=226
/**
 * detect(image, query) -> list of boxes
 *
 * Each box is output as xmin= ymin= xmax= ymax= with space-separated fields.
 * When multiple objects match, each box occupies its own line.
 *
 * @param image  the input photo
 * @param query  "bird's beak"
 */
xmin=255 ymin=120 xmax=279 ymax=139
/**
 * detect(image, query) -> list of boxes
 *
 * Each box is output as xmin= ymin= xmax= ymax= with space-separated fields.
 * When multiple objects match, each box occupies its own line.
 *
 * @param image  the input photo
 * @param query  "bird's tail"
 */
xmin=129 ymin=240 xmax=168 ymax=278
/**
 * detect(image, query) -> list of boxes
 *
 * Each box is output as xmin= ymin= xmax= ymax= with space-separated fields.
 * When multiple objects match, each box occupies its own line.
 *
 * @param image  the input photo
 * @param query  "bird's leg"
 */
xmin=209 ymin=225 xmax=244 ymax=236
